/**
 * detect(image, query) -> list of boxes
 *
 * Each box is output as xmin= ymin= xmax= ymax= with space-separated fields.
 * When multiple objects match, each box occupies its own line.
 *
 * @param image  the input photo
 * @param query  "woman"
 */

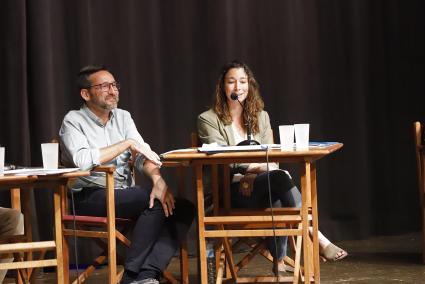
xmin=197 ymin=60 xmax=347 ymax=274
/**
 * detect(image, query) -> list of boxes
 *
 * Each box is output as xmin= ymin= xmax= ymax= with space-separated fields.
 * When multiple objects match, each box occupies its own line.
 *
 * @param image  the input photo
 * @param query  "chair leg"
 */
xmin=236 ymin=239 xmax=267 ymax=272
xmin=12 ymin=252 xmax=28 ymax=283
xmin=420 ymin=213 xmax=425 ymax=263
xmin=179 ymin=240 xmax=189 ymax=284
xmin=72 ymin=255 xmax=107 ymax=284
xmin=221 ymin=236 xmax=237 ymax=280
xmin=293 ymin=225 xmax=303 ymax=284
xmin=17 ymin=268 xmax=29 ymax=284
xmin=160 ymin=238 xmax=190 ymax=284
xmin=27 ymin=250 xmax=47 ymax=283
xmin=62 ymin=237 xmax=70 ymax=284
xmin=163 ymin=271 xmax=179 ymax=284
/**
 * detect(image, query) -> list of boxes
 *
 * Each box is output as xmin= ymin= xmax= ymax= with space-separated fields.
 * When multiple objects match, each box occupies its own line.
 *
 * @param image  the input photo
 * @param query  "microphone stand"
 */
xmin=230 ymin=93 xmax=260 ymax=146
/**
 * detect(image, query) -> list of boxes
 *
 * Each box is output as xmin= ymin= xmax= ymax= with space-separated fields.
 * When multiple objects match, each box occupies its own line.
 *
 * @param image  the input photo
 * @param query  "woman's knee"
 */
xmin=269 ymin=170 xmax=295 ymax=190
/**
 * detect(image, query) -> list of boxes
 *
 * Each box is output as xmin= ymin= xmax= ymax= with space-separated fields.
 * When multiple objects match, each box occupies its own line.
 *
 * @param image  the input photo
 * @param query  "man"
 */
xmin=59 ymin=65 xmax=194 ymax=284
xmin=0 ymin=207 xmax=24 ymax=282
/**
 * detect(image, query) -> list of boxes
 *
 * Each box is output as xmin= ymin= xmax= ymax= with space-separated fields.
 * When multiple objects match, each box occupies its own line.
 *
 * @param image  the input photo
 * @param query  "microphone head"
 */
xmin=230 ymin=93 xmax=239 ymax=100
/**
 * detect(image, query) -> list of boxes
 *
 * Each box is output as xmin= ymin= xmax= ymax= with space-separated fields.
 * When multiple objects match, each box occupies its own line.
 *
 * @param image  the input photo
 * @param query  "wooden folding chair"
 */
xmin=61 ymin=165 xmax=132 ymax=284
xmin=191 ymin=133 xmax=303 ymax=283
xmin=413 ymin=121 xmax=425 ymax=264
xmin=58 ymin=147 xmax=188 ymax=284
xmin=0 ymin=186 xmax=55 ymax=283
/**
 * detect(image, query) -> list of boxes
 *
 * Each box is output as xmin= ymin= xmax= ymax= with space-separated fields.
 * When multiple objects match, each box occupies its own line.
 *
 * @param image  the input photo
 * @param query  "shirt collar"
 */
xmin=81 ymin=104 xmax=116 ymax=126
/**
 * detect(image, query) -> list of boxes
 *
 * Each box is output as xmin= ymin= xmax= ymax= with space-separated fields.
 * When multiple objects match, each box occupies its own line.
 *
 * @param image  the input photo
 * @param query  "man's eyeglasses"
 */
xmin=88 ymin=82 xmax=120 ymax=92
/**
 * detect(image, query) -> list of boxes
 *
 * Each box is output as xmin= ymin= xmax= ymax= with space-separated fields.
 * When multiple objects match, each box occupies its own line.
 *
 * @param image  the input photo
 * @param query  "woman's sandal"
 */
xmin=319 ymin=243 xmax=348 ymax=262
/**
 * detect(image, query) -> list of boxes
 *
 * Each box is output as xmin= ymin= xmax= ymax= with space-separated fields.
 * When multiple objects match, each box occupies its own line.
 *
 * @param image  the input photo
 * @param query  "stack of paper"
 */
xmin=197 ymin=142 xmax=337 ymax=153
xmin=198 ymin=143 xmax=268 ymax=153
xmin=3 ymin=168 xmax=80 ymax=176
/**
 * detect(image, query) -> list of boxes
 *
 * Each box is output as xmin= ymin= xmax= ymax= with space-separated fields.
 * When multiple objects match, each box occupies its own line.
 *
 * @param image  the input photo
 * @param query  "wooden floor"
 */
xmin=3 ymin=232 xmax=425 ymax=283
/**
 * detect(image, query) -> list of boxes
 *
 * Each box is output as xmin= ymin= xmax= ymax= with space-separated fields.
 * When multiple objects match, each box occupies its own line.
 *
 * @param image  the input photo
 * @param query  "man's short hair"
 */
xmin=77 ymin=65 xmax=108 ymax=90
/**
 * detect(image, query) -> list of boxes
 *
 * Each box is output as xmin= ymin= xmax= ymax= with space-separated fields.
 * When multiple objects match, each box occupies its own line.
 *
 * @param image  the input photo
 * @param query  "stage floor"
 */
xmin=4 ymin=232 xmax=425 ymax=283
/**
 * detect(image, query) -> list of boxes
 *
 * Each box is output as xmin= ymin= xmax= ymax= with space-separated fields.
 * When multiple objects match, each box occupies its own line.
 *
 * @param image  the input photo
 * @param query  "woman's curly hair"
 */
xmin=212 ymin=60 xmax=264 ymax=134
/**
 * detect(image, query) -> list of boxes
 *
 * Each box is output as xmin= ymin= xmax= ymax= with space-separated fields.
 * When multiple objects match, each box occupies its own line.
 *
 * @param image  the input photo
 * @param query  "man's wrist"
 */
xmin=126 ymin=139 xmax=135 ymax=149
xmin=151 ymin=174 xmax=163 ymax=184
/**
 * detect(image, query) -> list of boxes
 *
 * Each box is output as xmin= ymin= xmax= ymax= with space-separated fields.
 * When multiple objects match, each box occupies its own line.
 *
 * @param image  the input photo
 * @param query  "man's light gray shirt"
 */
xmin=59 ymin=105 xmax=149 ymax=190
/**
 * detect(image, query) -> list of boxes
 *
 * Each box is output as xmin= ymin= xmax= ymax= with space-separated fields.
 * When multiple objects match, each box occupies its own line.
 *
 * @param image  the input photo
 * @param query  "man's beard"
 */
xmin=102 ymin=103 xmax=117 ymax=111
xmin=101 ymin=97 xmax=119 ymax=110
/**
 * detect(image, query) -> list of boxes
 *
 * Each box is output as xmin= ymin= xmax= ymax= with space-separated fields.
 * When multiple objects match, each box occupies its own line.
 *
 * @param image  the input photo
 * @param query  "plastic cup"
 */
xmin=279 ymin=125 xmax=295 ymax=151
xmin=41 ymin=143 xmax=59 ymax=169
xmin=294 ymin=124 xmax=310 ymax=150
xmin=0 ymin=147 xmax=4 ymax=176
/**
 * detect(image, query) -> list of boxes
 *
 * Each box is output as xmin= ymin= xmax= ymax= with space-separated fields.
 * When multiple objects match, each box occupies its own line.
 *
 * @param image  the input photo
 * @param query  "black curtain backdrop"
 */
xmin=1 ymin=0 xmax=425 ymax=248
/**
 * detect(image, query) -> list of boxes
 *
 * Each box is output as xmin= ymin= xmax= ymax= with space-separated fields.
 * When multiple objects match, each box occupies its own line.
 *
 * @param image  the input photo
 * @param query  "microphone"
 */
xmin=230 ymin=93 xmax=239 ymax=101
xmin=230 ymin=93 xmax=260 ymax=146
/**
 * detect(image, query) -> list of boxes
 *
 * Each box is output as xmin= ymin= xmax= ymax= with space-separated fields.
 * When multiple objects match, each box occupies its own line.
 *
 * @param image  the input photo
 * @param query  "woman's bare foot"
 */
xmin=319 ymin=243 xmax=348 ymax=261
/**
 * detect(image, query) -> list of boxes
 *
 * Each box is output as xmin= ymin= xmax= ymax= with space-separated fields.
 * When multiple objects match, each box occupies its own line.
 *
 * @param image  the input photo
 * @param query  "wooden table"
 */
xmin=161 ymin=144 xmax=343 ymax=284
xmin=0 ymin=171 xmax=89 ymax=283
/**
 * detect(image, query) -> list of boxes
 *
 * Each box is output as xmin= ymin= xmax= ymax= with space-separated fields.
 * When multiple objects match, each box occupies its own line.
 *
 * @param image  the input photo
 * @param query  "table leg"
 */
xmin=22 ymin=188 xmax=32 ymax=282
xmin=310 ymin=164 xmax=320 ymax=283
xmin=54 ymin=185 xmax=64 ymax=284
xmin=10 ymin=187 xmax=24 ymax=284
xmin=176 ymin=167 xmax=189 ymax=284
xmin=59 ymin=184 xmax=70 ymax=284
xmin=301 ymin=162 xmax=311 ymax=283
xmin=195 ymin=165 xmax=208 ymax=284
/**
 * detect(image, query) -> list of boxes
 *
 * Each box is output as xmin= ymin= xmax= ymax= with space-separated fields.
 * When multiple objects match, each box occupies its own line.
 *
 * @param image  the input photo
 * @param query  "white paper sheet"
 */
xmin=3 ymin=168 xmax=80 ymax=176
xmin=198 ymin=143 xmax=268 ymax=153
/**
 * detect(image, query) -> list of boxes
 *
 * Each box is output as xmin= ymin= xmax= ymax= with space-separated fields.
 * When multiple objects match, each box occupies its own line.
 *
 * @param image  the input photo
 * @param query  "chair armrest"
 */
xmin=92 ymin=165 xmax=116 ymax=174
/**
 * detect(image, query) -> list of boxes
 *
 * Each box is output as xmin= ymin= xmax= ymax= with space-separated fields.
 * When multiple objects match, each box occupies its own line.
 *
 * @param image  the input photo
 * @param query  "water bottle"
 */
xmin=206 ymin=242 xmax=216 ymax=284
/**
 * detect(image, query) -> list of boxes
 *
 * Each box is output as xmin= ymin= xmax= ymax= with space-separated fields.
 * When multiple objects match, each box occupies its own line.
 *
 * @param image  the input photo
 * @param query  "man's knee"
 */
xmin=8 ymin=210 xmax=24 ymax=235
xmin=0 ymin=208 xmax=24 ymax=236
xmin=175 ymin=198 xmax=195 ymax=224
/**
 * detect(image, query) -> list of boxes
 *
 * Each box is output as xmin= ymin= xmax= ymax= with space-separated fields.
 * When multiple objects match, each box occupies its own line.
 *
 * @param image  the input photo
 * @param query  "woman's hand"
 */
xmin=239 ymin=173 xmax=257 ymax=197
xmin=149 ymin=176 xmax=175 ymax=217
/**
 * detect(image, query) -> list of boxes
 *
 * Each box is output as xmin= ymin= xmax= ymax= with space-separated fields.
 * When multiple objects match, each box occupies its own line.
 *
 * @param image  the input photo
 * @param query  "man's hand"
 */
xmin=149 ymin=176 xmax=175 ymax=217
xmin=129 ymin=140 xmax=162 ymax=167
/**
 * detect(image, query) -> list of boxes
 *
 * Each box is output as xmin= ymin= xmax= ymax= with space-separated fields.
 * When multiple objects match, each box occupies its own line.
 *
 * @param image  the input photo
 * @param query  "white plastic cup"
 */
xmin=279 ymin=125 xmax=295 ymax=151
xmin=294 ymin=124 xmax=310 ymax=150
xmin=41 ymin=143 xmax=59 ymax=169
xmin=0 ymin=147 xmax=4 ymax=176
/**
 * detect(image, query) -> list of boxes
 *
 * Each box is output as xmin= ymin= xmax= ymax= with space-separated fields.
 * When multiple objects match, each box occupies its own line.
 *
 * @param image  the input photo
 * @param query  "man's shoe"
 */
xmin=137 ymin=279 xmax=159 ymax=284
xmin=120 ymin=270 xmax=138 ymax=284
